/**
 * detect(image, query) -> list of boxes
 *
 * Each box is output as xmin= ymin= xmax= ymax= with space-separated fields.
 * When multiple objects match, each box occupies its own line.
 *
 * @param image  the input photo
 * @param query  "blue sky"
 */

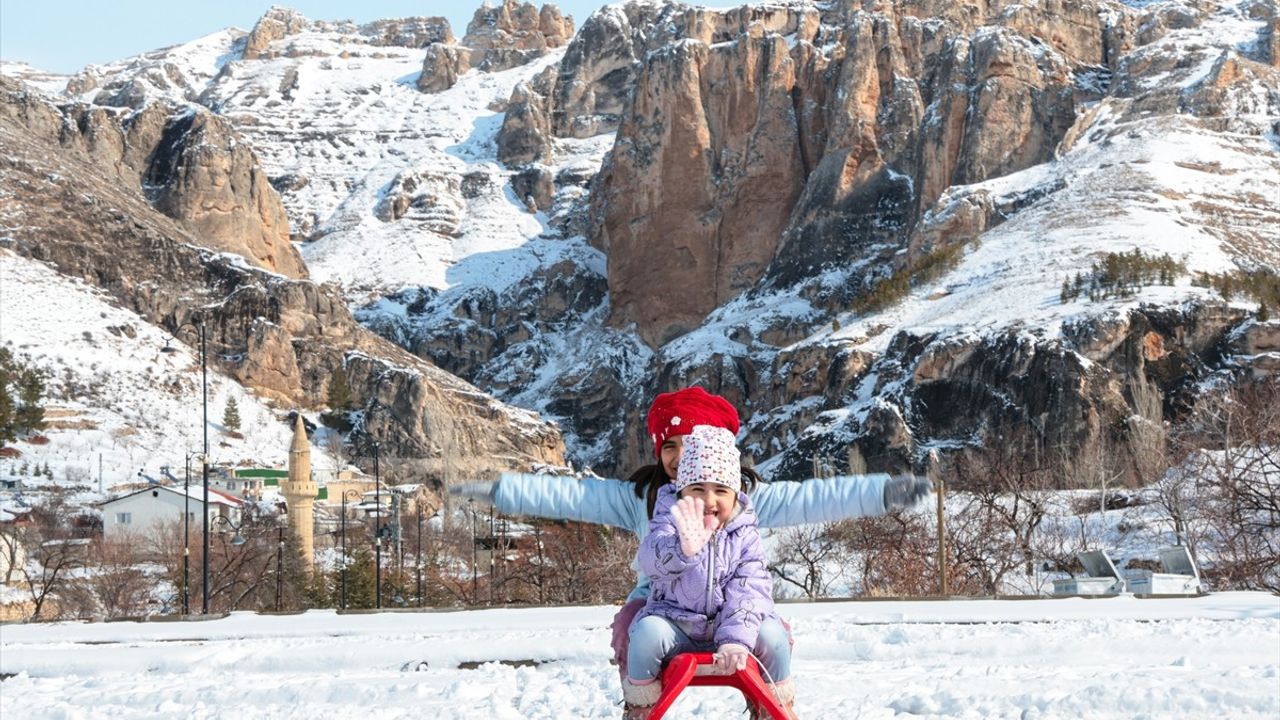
xmin=0 ymin=1 xmax=607 ymax=74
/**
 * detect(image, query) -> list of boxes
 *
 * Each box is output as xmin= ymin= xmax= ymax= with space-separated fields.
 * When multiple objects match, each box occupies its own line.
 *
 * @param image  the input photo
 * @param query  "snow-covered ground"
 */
xmin=1 ymin=592 xmax=1276 ymax=719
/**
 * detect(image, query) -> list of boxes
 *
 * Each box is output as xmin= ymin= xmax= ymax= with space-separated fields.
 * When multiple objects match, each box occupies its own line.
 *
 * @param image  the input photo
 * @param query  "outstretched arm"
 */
xmin=754 ymin=473 xmax=891 ymax=528
xmin=454 ymin=472 xmax=647 ymax=533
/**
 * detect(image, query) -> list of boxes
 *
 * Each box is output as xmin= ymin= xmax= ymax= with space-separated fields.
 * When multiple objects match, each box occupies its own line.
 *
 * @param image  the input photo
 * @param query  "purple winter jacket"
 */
xmin=631 ymin=484 xmax=777 ymax=650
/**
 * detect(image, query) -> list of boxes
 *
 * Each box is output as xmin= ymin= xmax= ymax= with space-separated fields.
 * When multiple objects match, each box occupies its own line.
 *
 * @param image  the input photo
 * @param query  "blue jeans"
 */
xmin=627 ymin=615 xmax=791 ymax=684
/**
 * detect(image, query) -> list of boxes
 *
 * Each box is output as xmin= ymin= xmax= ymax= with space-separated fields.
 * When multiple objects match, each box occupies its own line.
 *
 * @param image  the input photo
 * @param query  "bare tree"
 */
xmin=0 ymin=524 xmax=24 ymax=585
xmin=60 ymin=536 xmax=157 ymax=619
xmin=1170 ymin=377 xmax=1280 ymax=590
xmin=22 ymin=532 xmax=82 ymax=620
xmin=769 ymin=523 xmax=845 ymax=599
xmin=947 ymin=441 xmax=1054 ymax=593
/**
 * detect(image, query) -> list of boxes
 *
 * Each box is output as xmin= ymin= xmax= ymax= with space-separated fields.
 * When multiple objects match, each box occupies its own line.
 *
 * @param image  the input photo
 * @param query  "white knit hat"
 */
xmin=674 ymin=425 xmax=741 ymax=493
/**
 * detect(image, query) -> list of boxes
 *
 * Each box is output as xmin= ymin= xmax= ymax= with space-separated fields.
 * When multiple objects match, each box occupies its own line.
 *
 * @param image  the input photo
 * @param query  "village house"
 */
xmin=99 ymin=485 xmax=243 ymax=542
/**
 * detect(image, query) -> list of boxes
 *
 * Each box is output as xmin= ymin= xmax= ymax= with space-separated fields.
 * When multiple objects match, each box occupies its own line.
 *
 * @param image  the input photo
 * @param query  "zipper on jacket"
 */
xmin=704 ymin=531 xmax=717 ymax=641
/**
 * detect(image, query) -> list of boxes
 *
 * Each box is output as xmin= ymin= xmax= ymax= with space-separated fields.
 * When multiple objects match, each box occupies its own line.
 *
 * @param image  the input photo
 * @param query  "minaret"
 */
xmin=283 ymin=413 xmax=316 ymax=570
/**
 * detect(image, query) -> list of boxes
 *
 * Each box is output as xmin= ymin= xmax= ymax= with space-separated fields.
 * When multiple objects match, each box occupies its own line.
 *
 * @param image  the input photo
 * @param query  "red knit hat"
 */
xmin=646 ymin=386 xmax=740 ymax=457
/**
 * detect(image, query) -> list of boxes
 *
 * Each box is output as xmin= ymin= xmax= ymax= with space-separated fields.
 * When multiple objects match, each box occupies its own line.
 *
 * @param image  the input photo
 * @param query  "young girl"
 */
xmin=624 ymin=424 xmax=790 ymax=718
xmin=450 ymin=387 xmax=931 ymax=704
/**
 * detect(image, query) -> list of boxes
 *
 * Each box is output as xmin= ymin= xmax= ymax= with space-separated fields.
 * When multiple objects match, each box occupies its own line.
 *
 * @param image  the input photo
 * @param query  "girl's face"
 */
xmin=678 ymin=482 xmax=738 ymax=528
xmin=660 ymin=435 xmax=684 ymax=478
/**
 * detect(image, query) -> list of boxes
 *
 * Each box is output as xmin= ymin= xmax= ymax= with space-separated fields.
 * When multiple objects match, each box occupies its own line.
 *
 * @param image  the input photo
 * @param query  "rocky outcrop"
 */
xmin=592 ymin=25 xmax=809 ymax=346
xmin=0 ymin=77 xmax=563 ymax=473
xmin=0 ymin=78 xmax=305 ymax=278
xmin=145 ymin=111 xmax=306 ymax=278
xmin=416 ymin=43 xmax=469 ymax=93
xmin=753 ymin=301 xmax=1255 ymax=480
xmin=243 ymin=7 xmax=312 ymax=59
xmin=463 ymin=0 xmax=574 ymax=72
xmin=244 ymin=7 xmax=452 ymax=59
xmin=496 ymin=69 xmax=556 ymax=165
xmin=579 ymin=1 xmax=1113 ymax=346
xmin=373 ymin=169 xmax=465 ymax=234
xmin=418 ymin=1 xmax=573 ymax=94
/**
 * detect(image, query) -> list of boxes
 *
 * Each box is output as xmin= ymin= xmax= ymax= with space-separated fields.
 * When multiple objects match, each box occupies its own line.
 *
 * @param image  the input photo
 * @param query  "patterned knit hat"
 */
xmin=674 ymin=425 xmax=742 ymax=493
xmin=647 ymin=386 xmax=740 ymax=458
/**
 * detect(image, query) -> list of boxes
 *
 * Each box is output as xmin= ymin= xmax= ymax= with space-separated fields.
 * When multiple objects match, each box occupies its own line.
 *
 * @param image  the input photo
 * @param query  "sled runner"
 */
xmin=645 ymin=652 xmax=796 ymax=720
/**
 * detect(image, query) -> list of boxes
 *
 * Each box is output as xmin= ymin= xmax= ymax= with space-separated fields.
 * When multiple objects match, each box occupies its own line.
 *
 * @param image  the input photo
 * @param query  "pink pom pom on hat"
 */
xmin=674 ymin=425 xmax=742 ymax=493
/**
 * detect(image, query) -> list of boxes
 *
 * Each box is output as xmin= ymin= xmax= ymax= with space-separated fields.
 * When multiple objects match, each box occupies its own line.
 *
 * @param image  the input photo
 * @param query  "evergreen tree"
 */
xmin=222 ymin=397 xmax=241 ymax=433
xmin=1060 ymin=278 xmax=1071 ymax=304
xmin=328 ymin=365 xmax=353 ymax=411
xmin=1259 ymin=302 xmax=1270 ymax=322
xmin=341 ymin=545 xmax=378 ymax=609
xmin=14 ymin=367 xmax=45 ymax=434
xmin=0 ymin=363 xmax=15 ymax=447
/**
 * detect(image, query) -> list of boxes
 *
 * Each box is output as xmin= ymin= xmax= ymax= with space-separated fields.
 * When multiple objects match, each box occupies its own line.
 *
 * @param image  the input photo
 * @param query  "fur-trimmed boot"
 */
xmin=622 ymin=677 xmax=662 ymax=720
xmin=748 ymin=678 xmax=795 ymax=719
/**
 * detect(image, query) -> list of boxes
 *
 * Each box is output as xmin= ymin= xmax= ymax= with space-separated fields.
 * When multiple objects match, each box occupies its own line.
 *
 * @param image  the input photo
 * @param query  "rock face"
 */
xmin=244 ymin=7 xmax=453 ymax=60
xmin=145 ymin=111 xmax=306 ymax=278
xmin=745 ymin=301 xmax=1256 ymax=482
xmin=0 ymin=78 xmax=305 ymax=278
xmin=464 ymin=0 xmax=574 ymax=72
xmin=586 ymin=0 xmax=1106 ymax=345
xmin=373 ymin=170 xmax=465 ymax=235
xmin=593 ymin=27 xmax=808 ymax=346
xmin=407 ymin=0 xmax=1279 ymax=479
xmin=0 ymin=77 xmax=564 ymax=475
xmin=417 ymin=1 xmax=573 ymax=94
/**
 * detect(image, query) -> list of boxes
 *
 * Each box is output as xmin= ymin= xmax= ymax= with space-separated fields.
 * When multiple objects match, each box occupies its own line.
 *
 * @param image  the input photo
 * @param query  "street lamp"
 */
xmin=164 ymin=318 xmax=210 ymax=614
xmin=415 ymin=502 xmax=423 ymax=608
xmin=180 ymin=451 xmax=202 ymax=615
xmin=469 ymin=498 xmax=477 ymax=600
xmin=372 ymin=441 xmax=382 ymax=610
xmin=275 ymin=520 xmax=285 ymax=612
xmin=210 ymin=515 xmax=247 ymax=546
xmin=338 ymin=489 xmax=360 ymax=610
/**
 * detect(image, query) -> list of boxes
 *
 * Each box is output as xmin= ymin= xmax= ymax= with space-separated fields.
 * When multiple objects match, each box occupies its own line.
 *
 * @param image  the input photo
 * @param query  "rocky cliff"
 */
xmin=0 ymin=83 xmax=306 ymax=278
xmin=417 ymin=0 xmax=574 ymax=93
xmin=473 ymin=0 xmax=1280 ymax=477
xmin=0 ymin=77 xmax=564 ymax=476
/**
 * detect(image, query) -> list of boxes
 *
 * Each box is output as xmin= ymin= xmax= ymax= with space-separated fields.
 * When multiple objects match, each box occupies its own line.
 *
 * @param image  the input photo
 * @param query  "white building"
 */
xmin=100 ymin=485 xmax=243 ymax=542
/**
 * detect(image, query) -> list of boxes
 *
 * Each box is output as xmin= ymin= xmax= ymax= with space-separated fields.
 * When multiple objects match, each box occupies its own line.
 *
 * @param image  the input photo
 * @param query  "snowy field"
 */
xmin=2 ymin=592 xmax=1277 ymax=719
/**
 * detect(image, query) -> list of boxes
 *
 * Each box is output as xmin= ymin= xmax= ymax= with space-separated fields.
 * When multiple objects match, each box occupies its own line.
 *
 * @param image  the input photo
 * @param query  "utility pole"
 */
xmin=183 ymin=454 xmax=190 ymax=615
xmin=416 ymin=504 xmax=424 ymax=607
xmin=937 ymin=476 xmax=947 ymax=596
xmin=198 ymin=322 xmax=210 ymax=615
xmin=276 ymin=523 xmax=284 ymax=612
xmin=489 ymin=505 xmax=495 ymax=606
xmin=469 ymin=498 xmax=477 ymax=601
xmin=373 ymin=441 xmax=382 ymax=610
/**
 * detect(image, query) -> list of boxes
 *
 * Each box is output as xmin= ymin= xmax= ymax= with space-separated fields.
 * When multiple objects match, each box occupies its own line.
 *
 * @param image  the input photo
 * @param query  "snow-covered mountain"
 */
xmin=2 ymin=0 xmax=1277 ymax=481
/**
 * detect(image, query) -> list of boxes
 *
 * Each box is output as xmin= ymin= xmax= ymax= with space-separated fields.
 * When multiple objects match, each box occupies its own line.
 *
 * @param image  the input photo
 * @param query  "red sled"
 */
xmin=645 ymin=652 xmax=797 ymax=720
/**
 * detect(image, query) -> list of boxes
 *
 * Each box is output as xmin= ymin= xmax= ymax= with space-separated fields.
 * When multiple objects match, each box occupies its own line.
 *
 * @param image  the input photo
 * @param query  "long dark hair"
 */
xmin=629 ymin=463 xmax=763 ymax=519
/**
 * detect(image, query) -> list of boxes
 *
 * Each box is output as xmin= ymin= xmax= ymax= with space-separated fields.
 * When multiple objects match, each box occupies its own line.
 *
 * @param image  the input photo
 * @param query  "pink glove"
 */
xmin=671 ymin=496 xmax=716 ymax=557
xmin=713 ymin=643 xmax=750 ymax=674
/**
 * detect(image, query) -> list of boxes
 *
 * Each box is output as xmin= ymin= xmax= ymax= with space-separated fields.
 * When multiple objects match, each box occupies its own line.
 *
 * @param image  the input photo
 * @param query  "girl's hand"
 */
xmin=712 ymin=643 xmax=749 ymax=673
xmin=672 ymin=496 xmax=716 ymax=556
